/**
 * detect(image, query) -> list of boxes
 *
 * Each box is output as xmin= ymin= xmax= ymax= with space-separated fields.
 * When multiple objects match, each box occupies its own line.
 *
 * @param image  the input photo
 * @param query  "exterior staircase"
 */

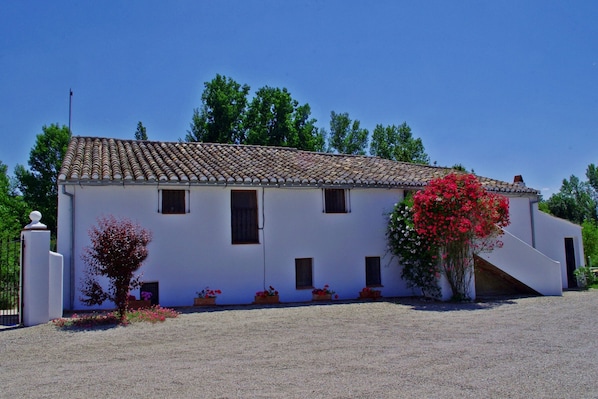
xmin=476 ymin=229 xmax=562 ymax=297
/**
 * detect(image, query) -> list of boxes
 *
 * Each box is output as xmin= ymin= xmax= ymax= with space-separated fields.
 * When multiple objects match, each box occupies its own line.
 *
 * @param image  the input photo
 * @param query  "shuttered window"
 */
xmin=325 ymin=189 xmax=347 ymax=213
xmin=295 ymin=258 xmax=313 ymax=289
xmin=365 ymin=256 xmax=382 ymax=286
xmin=161 ymin=190 xmax=186 ymax=214
xmin=231 ymin=190 xmax=259 ymax=244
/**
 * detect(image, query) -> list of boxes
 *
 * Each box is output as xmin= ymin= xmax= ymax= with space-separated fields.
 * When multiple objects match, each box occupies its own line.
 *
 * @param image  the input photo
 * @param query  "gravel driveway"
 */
xmin=1 ymin=291 xmax=597 ymax=398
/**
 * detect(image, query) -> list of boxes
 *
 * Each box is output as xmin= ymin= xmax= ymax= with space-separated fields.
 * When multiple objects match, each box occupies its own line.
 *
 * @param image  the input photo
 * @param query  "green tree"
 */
xmin=586 ymin=163 xmax=598 ymax=204
xmin=544 ymin=175 xmax=597 ymax=225
xmin=134 ymin=121 xmax=148 ymax=140
xmin=327 ymin=111 xmax=368 ymax=155
xmin=80 ymin=215 xmax=152 ymax=322
xmin=292 ymin=103 xmax=326 ymax=152
xmin=245 ymin=86 xmax=296 ymax=147
xmin=186 ymin=74 xmax=250 ymax=144
xmin=244 ymin=86 xmax=324 ymax=150
xmin=370 ymin=122 xmax=429 ymax=164
xmin=15 ymin=124 xmax=71 ymax=234
xmin=0 ymin=161 xmax=28 ymax=235
xmin=582 ymin=220 xmax=598 ymax=267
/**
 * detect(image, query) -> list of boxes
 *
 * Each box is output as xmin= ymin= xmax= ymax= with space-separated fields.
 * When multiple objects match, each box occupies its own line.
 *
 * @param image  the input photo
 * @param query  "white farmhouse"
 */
xmin=57 ymin=137 xmax=584 ymax=310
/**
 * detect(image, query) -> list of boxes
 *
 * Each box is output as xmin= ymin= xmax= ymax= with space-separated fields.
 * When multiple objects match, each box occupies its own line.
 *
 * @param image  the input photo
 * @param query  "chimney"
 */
xmin=513 ymin=175 xmax=525 ymax=186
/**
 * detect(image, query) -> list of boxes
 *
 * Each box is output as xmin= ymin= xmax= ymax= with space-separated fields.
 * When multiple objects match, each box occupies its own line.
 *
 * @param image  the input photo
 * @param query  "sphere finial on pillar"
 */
xmin=24 ymin=210 xmax=47 ymax=230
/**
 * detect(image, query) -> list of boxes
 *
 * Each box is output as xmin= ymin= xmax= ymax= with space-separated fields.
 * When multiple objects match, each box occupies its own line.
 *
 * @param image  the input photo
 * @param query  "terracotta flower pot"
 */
xmin=254 ymin=295 xmax=280 ymax=304
xmin=359 ymin=291 xmax=381 ymax=300
xmin=312 ymin=293 xmax=332 ymax=301
xmin=194 ymin=297 xmax=216 ymax=306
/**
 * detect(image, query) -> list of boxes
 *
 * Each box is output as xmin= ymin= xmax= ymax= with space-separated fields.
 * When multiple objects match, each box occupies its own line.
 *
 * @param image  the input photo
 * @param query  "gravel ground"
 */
xmin=1 ymin=291 xmax=598 ymax=398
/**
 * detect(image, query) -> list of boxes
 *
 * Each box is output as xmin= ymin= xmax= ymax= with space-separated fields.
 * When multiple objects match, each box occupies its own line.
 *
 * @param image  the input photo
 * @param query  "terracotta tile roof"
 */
xmin=58 ymin=136 xmax=539 ymax=195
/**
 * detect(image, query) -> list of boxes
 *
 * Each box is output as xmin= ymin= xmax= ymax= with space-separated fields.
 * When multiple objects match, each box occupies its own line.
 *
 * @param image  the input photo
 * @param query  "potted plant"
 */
xmin=312 ymin=284 xmax=337 ymax=301
xmin=194 ymin=287 xmax=221 ymax=306
xmin=128 ymin=292 xmax=152 ymax=310
xmin=358 ymin=287 xmax=382 ymax=299
xmin=254 ymin=286 xmax=280 ymax=304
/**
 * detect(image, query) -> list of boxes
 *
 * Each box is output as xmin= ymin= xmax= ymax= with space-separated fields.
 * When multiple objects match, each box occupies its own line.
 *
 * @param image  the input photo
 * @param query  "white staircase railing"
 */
xmin=478 ymin=229 xmax=562 ymax=296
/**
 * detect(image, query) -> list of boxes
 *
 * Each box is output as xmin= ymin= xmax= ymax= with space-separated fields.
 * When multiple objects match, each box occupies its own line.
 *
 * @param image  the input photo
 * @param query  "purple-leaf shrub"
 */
xmin=80 ymin=215 xmax=152 ymax=321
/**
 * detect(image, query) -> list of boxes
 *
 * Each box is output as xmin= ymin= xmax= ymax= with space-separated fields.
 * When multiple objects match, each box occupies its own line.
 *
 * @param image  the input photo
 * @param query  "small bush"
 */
xmin=574 ymin=267 xmax=598 ymax=289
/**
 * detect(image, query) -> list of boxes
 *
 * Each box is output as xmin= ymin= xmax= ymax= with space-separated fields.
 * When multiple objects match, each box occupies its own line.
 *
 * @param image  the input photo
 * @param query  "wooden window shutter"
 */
xmin=231 ymin=190 xmax=259 ymax=244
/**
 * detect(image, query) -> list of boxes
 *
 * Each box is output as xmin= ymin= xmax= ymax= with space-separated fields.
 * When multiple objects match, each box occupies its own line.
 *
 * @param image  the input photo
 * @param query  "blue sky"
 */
xmin=1 ymin=0 xmax=597 ymax=197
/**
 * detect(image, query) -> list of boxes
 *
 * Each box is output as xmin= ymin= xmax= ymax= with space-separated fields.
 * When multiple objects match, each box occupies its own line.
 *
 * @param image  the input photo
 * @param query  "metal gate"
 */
xmin=0 ymin=234 xmax=21 ymax=327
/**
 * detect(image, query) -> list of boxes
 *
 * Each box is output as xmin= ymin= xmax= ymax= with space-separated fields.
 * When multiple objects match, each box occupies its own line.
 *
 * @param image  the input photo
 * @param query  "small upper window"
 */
xmin=324 ymin=189 xmax=348 ymax=213
xmin=161 ymin=190 xmax=186 ymax=214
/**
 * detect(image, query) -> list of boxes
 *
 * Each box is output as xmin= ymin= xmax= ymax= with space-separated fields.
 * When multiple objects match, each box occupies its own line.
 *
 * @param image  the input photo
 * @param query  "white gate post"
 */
xmin=21 ymin=211 xmax=51 ymax=327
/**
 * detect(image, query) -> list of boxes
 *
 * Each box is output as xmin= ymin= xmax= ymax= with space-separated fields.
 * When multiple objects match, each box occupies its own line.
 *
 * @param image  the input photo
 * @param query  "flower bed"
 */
xmin=254 ymin=286 xmax=280 ymax=304
xmin=194 ymin=286 xmax=221 ymax=306
xmin=358 ymin=287 xmax=381 ymax=300
xmin=312 ymin=284 xmax=337 ymax=301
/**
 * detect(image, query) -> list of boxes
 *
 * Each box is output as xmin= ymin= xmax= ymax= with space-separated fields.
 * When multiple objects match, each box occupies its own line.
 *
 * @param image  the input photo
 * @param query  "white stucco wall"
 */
xmin=494 ymin=196 xmax=584 ymax=290
xmin=57 ymin=183 xmax=585 ymax=310
xmin=58 ymin=184 xmax=411 ymax=310
xmin=533 ymin=205 xmax=585 ymax=288
xmin=502 ymin=196 xmax=534 ymax=246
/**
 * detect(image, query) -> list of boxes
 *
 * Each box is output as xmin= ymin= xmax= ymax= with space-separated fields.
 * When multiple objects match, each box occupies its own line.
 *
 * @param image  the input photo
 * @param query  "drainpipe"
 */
xmin=529 ymin=197 xmax=539 ymax=248
xmin=61 ymin=185 xmax=75 ymax=310
xmin=260 ymin=187 xmax=266 ymax=290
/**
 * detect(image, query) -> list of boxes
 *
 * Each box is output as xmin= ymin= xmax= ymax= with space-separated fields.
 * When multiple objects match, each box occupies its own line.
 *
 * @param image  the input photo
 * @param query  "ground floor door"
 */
xmin=565 ymin=237 xmax=577 ymax=288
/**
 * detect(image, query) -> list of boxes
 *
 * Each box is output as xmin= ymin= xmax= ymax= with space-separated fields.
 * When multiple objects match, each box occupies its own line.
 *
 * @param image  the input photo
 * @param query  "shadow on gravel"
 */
xmin=175 ymin=295 xmax=531 ymax=315
xmin=390 ymin=296 xmax=522 ymax=312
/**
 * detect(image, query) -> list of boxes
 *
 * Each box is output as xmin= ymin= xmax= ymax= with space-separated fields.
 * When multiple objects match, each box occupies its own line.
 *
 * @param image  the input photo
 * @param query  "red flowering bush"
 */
xmin=412 ymin=173 xmax=510 ymax=300
xmin=255 ymin=285 xmax=278 ymax=297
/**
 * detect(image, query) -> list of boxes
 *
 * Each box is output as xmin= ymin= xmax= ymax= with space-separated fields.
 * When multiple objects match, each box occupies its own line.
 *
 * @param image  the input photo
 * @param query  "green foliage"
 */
xmin=292 ymin=103 xmax=326 ymax=152
xmin=327 ymin=111 xmax=368 ymax=155
xmin=544 ymin=175 xmax=597 ymax=225
xmin=451 ymin=163 xmax=475 ymax=173
xmin=582 ymin=220 xmax=598 ymax=266
xmin=0 ymin=161 xmax=28 ymax=235
xmin=573 ymin=267 xmax=598 ymax=288
xmin=186 ymin=74 xmax=437 ymax=157
xmin=134 ymin=121 xmax=148 ymax=140
xmin=387 ymin=198 xmax=441 ymax=298
xmin=245 ymin=86 xmax=297 ymax=147
xmin=370 ymin=122 xmax=430 ymax=164
xmin=244 ymin=86 xmax=325 ymax=151
xmin=186 ymin=75 xmax=325 ymax=151
xmin=586 ymin=163 xmax=598 ymax=195
xmin=186 ymin=74 xmax=250 ymax=144
xmin=80 ymin=216 xmax=152 ymax=321
xmin=538 ymin=201 xmax=551 ymax=214
xmin=0 ymin=234 xmax=20 ymax=310
xmin=15 ymin=124 xmax=71 ymax=234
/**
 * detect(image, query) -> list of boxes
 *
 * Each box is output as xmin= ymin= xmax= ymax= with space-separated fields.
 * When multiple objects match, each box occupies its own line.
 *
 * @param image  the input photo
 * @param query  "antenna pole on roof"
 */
xmin=68 ymin=89 xmax=73 ymax=134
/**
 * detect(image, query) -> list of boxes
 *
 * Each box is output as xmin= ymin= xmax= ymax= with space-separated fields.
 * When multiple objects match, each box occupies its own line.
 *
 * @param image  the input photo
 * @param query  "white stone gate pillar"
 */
xmin=21 ymin=211 xmax=63 ymax=327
